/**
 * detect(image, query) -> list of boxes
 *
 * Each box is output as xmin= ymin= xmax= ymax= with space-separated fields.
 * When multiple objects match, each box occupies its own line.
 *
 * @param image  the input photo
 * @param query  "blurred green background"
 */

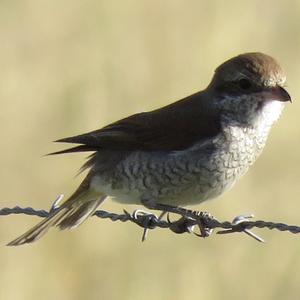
xmin=1 ymin=1 xmax=300 ymax=299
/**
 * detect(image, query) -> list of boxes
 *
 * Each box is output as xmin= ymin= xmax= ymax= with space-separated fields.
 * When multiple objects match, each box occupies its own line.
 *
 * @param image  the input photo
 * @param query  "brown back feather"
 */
xmin=53 ymin=91 xmax=221 ymax=154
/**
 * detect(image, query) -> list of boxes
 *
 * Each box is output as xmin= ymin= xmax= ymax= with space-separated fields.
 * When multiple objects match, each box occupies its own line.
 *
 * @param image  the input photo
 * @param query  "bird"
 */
xmin=7 ymin=52 xmax=291 ymax=246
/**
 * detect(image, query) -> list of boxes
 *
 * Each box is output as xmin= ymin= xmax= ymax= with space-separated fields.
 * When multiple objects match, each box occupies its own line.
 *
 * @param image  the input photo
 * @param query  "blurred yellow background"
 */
xmin=1 ymin=1 xmax=300 ymax=299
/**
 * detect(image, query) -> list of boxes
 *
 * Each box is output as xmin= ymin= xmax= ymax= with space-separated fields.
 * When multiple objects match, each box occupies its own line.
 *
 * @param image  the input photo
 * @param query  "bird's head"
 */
xmin=207 ymin=52 xmax=291 ymax=127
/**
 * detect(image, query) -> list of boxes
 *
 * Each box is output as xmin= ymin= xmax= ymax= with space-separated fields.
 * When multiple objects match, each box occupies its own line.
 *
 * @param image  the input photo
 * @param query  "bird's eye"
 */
xmin=238 ymin=78 xmax=252 ymax=90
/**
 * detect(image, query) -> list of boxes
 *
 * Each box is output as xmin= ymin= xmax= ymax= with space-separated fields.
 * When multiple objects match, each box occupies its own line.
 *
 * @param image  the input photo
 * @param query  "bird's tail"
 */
xmin=7 ymin=179 xmax=106 ymax=246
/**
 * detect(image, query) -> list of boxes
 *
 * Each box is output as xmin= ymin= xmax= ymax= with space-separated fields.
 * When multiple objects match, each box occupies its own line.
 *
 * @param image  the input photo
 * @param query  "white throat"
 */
xmin=257 ymin=100 xmax=285 ymax=128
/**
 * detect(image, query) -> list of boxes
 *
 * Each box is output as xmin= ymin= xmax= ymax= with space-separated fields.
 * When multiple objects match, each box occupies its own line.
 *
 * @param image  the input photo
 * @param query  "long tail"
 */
xmin=7 ymin=179 xmax=106 ymax=246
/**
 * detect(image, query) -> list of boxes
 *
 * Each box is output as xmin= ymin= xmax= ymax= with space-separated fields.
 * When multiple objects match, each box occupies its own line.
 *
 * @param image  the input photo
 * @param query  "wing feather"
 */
xmin=52 ymin=91 xmax=221 ymax=153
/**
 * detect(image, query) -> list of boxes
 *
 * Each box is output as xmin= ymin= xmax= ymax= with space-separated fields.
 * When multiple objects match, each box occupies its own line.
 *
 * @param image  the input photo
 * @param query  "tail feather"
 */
xmin=7 ymin=192 xmax=106 ymax=246
xmin=58 ymin=198 xmax=104 ymax=230
xmin=7 ymin=207 xmax=74 ymax=246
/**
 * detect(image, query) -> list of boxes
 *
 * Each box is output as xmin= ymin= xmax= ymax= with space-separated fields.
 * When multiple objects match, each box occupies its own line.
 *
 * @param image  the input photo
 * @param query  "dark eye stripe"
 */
xmin=215 ymin=80 xmax=262 ymax=99
xmin=238 ymin=78 xmax=252 ymax=90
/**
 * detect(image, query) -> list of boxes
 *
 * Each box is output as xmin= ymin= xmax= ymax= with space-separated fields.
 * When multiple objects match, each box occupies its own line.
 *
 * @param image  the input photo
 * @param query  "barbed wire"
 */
xmin=2 ymin=196 xmax=300 ymax=243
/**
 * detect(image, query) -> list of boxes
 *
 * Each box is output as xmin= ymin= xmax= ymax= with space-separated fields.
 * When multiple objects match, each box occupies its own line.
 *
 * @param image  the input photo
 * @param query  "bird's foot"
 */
xmin=191 ymin=211 xmax=215 ymax=238
xmin=141 ymin=199 xmax=216 ymax=238
xmin=167 ymin=211 xmax=215 ymax=238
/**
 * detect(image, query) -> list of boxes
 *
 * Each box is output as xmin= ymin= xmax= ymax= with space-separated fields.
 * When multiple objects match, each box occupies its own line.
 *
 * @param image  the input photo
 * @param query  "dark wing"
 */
xmin=51 ymin=91 xmax=221 ymax=154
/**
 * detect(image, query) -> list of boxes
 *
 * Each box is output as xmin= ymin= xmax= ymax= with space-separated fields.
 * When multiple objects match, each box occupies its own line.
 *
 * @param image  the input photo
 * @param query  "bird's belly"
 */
xmin=90 ymin=146 xmax=251 ymax=207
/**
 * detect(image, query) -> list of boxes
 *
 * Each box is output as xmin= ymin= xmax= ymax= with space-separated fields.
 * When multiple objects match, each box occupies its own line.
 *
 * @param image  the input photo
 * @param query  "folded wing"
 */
xmin=51 ymin=91 xmax=221 ymax=154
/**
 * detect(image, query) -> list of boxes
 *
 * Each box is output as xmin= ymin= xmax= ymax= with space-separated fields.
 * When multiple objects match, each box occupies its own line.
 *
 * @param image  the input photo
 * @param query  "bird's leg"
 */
xmin=141 ymin=198 xmax=197 ymax=219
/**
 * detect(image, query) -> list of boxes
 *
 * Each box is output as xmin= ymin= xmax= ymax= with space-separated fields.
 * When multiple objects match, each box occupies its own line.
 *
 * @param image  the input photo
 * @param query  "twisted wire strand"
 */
xmin=1 ymin=205 xmax=300 ymax=241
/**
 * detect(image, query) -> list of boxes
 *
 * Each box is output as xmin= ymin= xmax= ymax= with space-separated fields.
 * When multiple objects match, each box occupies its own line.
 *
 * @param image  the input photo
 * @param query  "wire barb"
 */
xmin=1 ymin=197 xmax=300 ymax=242
xmin=217 ymin=214 xmax=265 ymax=242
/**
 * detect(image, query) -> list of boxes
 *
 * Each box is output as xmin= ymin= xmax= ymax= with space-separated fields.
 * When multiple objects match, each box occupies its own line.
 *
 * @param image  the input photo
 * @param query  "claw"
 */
xmin=193 ymin=211 xmax=214 ymax=238
xmin=166 ymin=210 xmax=215 ymax=237
xmin=166 ymin=213 xmax=172 ymax=224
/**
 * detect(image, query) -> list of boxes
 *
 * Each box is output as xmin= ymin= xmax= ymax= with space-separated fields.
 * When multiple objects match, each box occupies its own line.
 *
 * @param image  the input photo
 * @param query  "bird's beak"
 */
xmin=263 ymin=86 xmax=292 ymax=103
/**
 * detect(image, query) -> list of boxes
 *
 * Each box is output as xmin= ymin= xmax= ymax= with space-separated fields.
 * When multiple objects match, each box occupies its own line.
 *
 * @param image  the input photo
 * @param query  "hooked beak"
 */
xmin=263 ymin=86 xmax=292 ymax=103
